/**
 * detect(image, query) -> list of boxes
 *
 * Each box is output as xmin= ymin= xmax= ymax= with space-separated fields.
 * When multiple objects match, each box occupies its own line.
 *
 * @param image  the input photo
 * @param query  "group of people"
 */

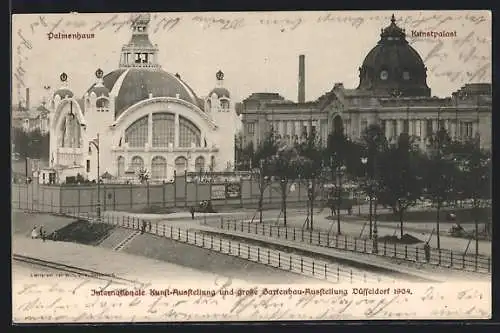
xmin=141 ymin=220 xmax=152 ymax=234
xmin=30 ymin=225 xmax=59 ymax=242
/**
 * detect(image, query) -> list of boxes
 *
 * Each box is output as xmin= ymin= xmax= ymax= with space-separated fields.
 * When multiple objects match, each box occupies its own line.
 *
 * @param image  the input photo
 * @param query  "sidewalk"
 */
xmin=12 ymin=235 xmax=236 ymax=284
xmin=102 ymin=210 xmax=254 ymax=221
xmin=152 ymin=220 xmax=488 ymax=283
xmin=248 ymin=212 xmax=492 ymax=256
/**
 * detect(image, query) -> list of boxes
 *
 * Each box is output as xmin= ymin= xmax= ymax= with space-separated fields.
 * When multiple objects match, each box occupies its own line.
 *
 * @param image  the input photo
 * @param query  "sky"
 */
xmin=12 ymin=10 xmax=491 ymax=108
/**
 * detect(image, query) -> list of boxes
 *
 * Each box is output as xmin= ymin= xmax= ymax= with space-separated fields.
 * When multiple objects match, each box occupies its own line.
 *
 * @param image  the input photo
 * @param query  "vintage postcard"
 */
xmin=11 ymin=10 xmax=491 ymax=323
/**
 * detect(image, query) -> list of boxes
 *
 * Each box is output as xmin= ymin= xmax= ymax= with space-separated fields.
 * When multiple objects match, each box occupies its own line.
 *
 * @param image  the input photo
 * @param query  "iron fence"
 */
xmin=218 ymin=219 xmax=491 ymax=274
xmin=48 ymin=209 xmax=394 ymax=284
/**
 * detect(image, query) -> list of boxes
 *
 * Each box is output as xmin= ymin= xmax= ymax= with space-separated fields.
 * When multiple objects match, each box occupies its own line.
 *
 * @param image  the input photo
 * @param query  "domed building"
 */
xmin=240 ymin=14 xmax=491 ymax=155
xmin=357 ymin=15 xmax=431 ymax=97
xmin=47 ymin=13 xmax=240 ymax=183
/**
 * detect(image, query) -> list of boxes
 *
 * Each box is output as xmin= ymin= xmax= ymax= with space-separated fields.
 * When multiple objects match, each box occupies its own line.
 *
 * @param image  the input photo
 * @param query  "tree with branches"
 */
xmin=295 ymin=128 xmax=327 ymax=230
xmin=423 ymin=127 xmax=457 ymax=249
xmin=251 ymin=132 xmax=279 ymax=223
xmin=268 ymin=143 xmax=300 ymax=227
xmin=377 ymin=133 xmax=426 ymax=238
xmin=136 ymin=167 xmax=151 ymax=184
xmin=360 ymin=124 xmax=388 ymax=238
xmin=451 ymin=141 xmax=491 ymax=253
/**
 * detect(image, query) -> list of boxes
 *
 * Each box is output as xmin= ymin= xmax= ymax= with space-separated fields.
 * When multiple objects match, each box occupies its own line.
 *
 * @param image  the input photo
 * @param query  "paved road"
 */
xmin=249 ymin=210 xmax=491 ymax=257
xmin=101 ymin=208 xmax=491 ymax=256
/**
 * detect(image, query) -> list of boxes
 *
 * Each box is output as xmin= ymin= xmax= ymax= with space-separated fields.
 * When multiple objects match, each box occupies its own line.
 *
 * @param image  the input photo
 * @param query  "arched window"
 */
xmin=175 ymin=156 xmax=187 ymax=176
xmin=130 ymin=156 xmax=144 ymax=171
xmin=179 ymin=116 xmax=201 ymax=148
xmin=96 ymin=98 xmax=109 ymax=108
xmin=151 ymin=156 xmax=167 ymax=179
xmin=60 ymin=113 xmax=81 ymax=148
xmin=195 ymin=156 xmax=205 ymax=173
xmin=152 ymin=113 xmax=175 ymax=147
xmin=117 ymin=156 xmax=125 ymax=177
xmin=125 ymin=115 xmax=148 ymax=148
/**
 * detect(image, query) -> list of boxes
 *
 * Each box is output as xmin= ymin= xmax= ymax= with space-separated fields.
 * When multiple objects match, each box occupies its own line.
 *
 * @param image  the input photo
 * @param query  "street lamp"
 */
xmin=332 ymin=155 xmax=346 ymax=235
xmin=361 ymin=156 xmax=378 ymax=253
xmin=90 ymin=133 xmax=101 ymax=221
xmin=360 ymin=157 xmax=372 ymax=238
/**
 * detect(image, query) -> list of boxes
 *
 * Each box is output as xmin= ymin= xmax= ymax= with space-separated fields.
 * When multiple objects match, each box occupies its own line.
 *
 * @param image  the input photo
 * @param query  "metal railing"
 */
xmin=42 ymin=209 xmax=392 ymax=284
xmin=217 ymin=219 xmax=491 ymax=274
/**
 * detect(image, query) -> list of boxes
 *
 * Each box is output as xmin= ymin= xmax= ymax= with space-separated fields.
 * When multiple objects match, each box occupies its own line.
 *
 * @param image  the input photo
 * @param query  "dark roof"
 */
xmin=243 ymin=92 xmax=285 ymax=102
xmin=357 ymin=15 xmax=430 ymax=97
xmin=361 ymin=42 xmax=425 ymax=71
xmin=36 ymin=105 xmax=50 ymax=112
xmin=209 ymin=87 xmax=230 ymax=98
xmin=53 ymin=88 xmax=74 ymax=98
xmin=125 ymin=34 xmax=155 ymax=49
xmin=86 ymin=68 xmax=203 ymax=118
xmin=89 ymin=85 xmax=110 ymax=97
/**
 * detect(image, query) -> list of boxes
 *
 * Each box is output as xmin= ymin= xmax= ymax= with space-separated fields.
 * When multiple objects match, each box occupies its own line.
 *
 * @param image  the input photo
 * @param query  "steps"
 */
xmin=113 ymin=230 xmax=142 ymax=252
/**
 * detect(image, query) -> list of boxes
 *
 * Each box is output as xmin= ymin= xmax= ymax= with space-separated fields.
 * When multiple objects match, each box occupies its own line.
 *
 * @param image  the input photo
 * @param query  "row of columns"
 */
xmin=269 ymin=119 xmax=329 ymax=142
xmin=120 ymin=52 xmax=158 ymax=66
xmin=383 ymin=118 xmax=478 ymax=142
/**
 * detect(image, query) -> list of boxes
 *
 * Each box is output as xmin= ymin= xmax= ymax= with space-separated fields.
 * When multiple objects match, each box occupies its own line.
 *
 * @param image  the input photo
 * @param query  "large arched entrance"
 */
xmin=333 ymin=115 xmax=343 ymax=135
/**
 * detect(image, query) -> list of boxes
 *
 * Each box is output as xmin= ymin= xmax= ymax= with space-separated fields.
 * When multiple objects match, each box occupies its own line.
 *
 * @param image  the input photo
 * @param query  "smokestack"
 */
xmin=25 ymin=88 xmax=30 ymax=110
xmin=298 ymin=55 xmax=305 ymax=103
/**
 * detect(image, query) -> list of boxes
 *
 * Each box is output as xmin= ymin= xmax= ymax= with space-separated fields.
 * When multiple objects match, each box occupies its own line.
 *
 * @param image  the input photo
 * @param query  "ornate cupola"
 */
xmin=51 ymin=72 xmax=74 ymax=110
xmin=209 ymin=70 xmax=231 ymax=99
xmin=89 ymin=68 xmax=110 ymax=98
xmin=207 ymin=70 xmax=231 ymax=112
xmin=357 ymin=14 xmax=431 ymax=97
xmin=119 ymin=13 xmax=160 ymax=70
xmin=53 ymin=72 xmax=74 ymax=99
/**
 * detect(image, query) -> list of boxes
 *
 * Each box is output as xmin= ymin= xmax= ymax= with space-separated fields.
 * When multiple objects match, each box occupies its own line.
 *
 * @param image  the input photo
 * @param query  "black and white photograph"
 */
xmin=11 ymin=10 xmax=491 ymax=322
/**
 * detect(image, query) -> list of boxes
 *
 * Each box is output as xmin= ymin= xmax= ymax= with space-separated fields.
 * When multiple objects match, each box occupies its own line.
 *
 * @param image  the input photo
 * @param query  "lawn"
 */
xmin=369 ymin=207 xmax=491 ymax=223
xmin=122 ymin=232 xmax=316 ymax=284
xmin=53 ymin=220 xmax=115 ymax=245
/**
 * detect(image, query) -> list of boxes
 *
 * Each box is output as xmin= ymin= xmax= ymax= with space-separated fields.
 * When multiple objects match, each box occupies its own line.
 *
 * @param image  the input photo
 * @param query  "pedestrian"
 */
xmin=41 ymin=230 xmax=46 ymax=242
xmin=39 ymin=226 xmax=44 ymax=239
xmin=148 ymin=221 xmax=152 ymax=232
xmin=190 ymin=206 xmax=195 ymax=220
xmin=141 ymin=220 xmax=146 ymax=234
xmin=53 ymin=230 xmax=58 ymax=241
xmin=31 ymin=226 xmax=38 ymax=239
xmin=424 ymin=242 xmax=431 ymax=263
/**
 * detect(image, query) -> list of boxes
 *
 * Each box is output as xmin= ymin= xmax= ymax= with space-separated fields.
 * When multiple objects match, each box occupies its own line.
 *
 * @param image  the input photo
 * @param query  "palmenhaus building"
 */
xmin=41 ymin=13 xmax=240 ymax=184
xmin=240 ymin=15 xmax=492 ymax=156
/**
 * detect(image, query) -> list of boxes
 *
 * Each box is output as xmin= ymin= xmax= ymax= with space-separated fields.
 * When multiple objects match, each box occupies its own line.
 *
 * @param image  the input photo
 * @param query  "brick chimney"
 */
xmin=298 ymin=55 xmax=305 ymax=103
xmin=25 ymin=87 xmax=30 ymax=110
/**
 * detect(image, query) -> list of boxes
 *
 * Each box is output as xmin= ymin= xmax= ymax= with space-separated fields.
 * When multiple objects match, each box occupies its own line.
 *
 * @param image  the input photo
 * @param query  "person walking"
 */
xmin=424 ymin=242 xmax=431 ymax=263
xmin=31 ymin=226 xmax=38 ymax=239
xmin=190 ymin=206 xmax=195 ymax=220
xmin=147 ymin=221 xmax=152 ymax=232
